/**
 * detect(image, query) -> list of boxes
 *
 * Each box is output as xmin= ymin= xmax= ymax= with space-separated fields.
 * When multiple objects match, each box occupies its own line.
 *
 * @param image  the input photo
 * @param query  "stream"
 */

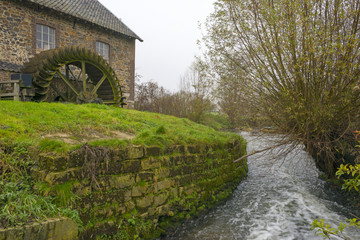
xmin=164 ymin=132 xmax=360 ymax=240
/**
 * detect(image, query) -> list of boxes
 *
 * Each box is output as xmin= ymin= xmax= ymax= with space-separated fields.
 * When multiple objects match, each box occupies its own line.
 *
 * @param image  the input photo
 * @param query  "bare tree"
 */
xmin=179 ymin=59 xmax=215 ymax=122
xmin=203 ymin=0 xmax=360 ymax=176
xmin=135 ymin=60 xmax=215 ymax=123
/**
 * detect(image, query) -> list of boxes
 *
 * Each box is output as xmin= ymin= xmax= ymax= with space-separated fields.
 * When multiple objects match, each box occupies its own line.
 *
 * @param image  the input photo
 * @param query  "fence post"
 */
xmin=13 ymin=82 xmax=20 ymax=101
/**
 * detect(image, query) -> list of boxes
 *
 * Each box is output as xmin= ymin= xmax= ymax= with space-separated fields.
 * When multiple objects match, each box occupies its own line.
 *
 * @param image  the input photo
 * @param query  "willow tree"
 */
xmin=204 ymin=0 xmax=360 ymax=175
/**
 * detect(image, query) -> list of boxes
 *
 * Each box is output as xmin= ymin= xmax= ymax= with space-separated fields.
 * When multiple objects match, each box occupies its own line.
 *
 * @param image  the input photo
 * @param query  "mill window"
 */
xmin=96 ymin=41 xmax=110 ymax=60
xmin=36 ymin=24 xmax=56 ymax=50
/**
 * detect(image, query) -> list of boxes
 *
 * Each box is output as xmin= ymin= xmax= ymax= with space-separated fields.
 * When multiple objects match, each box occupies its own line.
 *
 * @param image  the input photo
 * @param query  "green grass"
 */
xmin=0 ymin=181 xmax=82 ymax=228
xmin=37 ymin=138 xmax=69 ymax=152
xmin=0 ymin=101 xmax=242 ymax=150
xmin=198 ymin=112 xmax=232 ymax=130
xmin=0 ymin=147 xmax=82 ymax=228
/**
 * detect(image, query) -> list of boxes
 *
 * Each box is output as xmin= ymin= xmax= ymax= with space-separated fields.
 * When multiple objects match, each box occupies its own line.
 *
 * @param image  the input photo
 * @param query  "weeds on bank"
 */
xmin=0 ymin=145 xmax=82 ymax=228
xmin=311 ymin=162 xmax=360 ymax=239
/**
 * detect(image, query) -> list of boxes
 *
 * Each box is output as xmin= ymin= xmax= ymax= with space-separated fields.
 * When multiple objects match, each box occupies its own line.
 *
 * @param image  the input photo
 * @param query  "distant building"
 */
xmin=0 ymin=0 xmax=142 ymax=107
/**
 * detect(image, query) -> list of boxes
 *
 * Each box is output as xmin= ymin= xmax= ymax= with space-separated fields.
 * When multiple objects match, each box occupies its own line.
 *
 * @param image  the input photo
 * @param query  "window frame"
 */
xmin=36 ymin=24 xmax=56 ymax=50
xmin=32 ymin=19 xmax=59 ymax=55
xmin=95 ymin=41 xmax=110 ymax=61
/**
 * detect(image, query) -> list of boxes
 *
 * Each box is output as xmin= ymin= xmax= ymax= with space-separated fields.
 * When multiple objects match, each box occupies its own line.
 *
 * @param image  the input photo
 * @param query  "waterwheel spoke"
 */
xmin=65 ymin=64 xmax=70 ymax=80
xmin=66 ymin=64 xmax=81 ymax=88
xmin=76 ymin=67 xmax=82 ymax=82
xmin=55 ymin=70 xmax=79 ymax=96
xmin=82 ymin=61 xmax=87 ymax=92
xmin=91 ymin=75 xmax=107 ymax=95
xmin=50 ymin=84 xmax=69 ymax=102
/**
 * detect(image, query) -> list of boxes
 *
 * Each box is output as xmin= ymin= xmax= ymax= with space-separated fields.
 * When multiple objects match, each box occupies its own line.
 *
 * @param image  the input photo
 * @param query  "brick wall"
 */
xmin=0 ymin=0 xmax=136 ymax=103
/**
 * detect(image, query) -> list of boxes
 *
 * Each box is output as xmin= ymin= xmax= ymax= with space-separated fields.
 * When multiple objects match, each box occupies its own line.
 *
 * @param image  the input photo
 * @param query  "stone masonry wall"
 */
xmin=0 ymin=70 xmax=10 ymax=82
xmin=30 ymin=140 xmax=248 ymax=239
xmin=0 ymin=0 xmax=136 ymax=104
xmin=0 ymin=217 xmax=78 ymax=240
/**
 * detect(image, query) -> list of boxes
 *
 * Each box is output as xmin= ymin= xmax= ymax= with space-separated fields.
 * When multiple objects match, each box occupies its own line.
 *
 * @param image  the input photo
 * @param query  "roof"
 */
xmin=27 ymin=0 xmax=143 ymax=41
xmin=0 ymin=61 xmax=23 ymax=72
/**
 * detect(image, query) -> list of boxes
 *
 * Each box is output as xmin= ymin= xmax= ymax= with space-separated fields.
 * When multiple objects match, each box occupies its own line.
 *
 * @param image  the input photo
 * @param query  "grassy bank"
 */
xmin=0 ymin=101 xmax=245 ymax=232
xmin=0 ymin=101 xmax=241 ymax=150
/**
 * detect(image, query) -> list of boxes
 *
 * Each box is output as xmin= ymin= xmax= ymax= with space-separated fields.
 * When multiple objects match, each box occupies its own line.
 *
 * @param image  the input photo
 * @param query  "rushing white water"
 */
xmin=164 ymin=132 xmax=360 ymax=240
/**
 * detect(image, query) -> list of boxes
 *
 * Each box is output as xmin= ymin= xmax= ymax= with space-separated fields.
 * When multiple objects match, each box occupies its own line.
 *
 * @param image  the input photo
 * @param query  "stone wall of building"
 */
xmin=30 ymin=141 xmax=248 ymax=239
xmin=0 ymin=70 xmax=13 ymax=99
xmin=0 ymin=70 xmax=10 ymax=82
xmin=0 ymin=0 xmax=136 ymax=104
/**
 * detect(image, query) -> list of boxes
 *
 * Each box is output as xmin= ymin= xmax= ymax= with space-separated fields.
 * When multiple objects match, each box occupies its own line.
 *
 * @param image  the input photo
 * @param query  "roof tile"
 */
xmin=0 ymin=61 xmax=23 ymax=72
xmin=27 ymin=0 xmax=142 ymax=41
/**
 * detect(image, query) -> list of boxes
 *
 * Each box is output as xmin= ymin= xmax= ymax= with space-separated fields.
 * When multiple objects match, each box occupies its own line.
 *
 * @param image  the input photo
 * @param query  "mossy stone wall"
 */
xmin=0 ymin=218 xmax=78 ymax=240
xmin=31 ymin=139 xmax=247 ymax=239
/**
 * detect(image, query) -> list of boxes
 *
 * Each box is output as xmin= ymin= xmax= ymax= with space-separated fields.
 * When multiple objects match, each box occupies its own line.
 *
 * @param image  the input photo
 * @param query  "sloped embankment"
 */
xmin=0 ymin=101 xmax=247 ymax=239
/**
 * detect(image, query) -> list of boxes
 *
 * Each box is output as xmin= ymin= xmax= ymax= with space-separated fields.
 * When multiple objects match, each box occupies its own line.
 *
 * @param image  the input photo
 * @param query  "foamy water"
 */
xmin=163 ymin=132 xmax=360 ymax=240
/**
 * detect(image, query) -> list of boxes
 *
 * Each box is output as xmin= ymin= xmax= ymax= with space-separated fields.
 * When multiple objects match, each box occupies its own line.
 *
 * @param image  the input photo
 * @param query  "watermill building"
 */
xmin=0 ymin=0 xmax=142 ymax=107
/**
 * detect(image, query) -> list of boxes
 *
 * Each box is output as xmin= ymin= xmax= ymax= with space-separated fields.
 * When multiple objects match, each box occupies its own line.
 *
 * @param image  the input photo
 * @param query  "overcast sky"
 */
xmin=98 ymin=0 xmax=215 ymax=91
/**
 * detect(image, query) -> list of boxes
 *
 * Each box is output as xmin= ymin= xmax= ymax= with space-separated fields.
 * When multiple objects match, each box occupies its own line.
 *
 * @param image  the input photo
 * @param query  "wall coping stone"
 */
xmin=0 ymin=217 xmax=78 ymax=240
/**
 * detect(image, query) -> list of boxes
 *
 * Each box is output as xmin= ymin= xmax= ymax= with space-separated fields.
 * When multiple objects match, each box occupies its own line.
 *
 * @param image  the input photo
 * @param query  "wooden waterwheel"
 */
xmin=22 ymin=46 xmax=125 ymax=105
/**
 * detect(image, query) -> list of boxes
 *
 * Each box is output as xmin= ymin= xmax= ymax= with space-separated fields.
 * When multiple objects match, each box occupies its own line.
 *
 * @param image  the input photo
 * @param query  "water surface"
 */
xmin=164 ymin=132 xmax=360 ymax=240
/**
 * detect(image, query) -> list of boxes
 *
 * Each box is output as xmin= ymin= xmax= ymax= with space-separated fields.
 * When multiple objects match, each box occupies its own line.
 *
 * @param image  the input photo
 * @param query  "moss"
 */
xmin=137 ymin=180 xmax=147 ymax=187
xmin=319 ymin=173 xmax=344 ymax=188
xmin=96 ymin=217 xmax=160 ymax=240
xmin=121 ymin=209 xmax=138 ymax=220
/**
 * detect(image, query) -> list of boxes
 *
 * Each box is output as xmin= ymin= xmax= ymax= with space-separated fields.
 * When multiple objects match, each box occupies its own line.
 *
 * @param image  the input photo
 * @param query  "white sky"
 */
xmin=98 ymin=0 xmax=215 ymax=91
